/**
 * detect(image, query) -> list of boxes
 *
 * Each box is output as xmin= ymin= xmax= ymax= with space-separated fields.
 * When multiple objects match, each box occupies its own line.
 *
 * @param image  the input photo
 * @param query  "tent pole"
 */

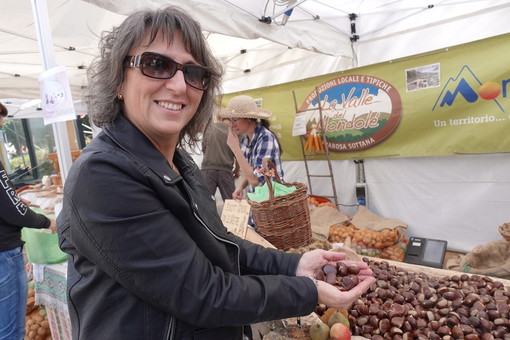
xmin=31 ymin=0 xmax=73 ymax=184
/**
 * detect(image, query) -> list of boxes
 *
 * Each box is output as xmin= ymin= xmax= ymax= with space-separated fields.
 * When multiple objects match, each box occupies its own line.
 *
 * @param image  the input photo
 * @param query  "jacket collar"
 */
xmin=103 ymin=115 xmax=185 ymax=180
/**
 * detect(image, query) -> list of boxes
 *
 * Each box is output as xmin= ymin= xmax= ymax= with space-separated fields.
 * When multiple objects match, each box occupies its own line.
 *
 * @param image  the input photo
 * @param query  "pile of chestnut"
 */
xmin=313 ymin=261 xmax=361 ymax=291
xmin=314 ymin=258 xmax=510 ymax=340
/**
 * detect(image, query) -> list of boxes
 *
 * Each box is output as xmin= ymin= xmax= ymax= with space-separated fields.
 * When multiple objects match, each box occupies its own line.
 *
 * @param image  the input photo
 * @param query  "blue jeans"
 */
xmin=0 ymin=247 xmax=27 ymax=340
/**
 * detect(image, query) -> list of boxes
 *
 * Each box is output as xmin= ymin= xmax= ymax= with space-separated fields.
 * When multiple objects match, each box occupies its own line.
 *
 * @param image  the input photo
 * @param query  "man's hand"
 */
xmin=48 ymin=219 xmax=57 ymax=234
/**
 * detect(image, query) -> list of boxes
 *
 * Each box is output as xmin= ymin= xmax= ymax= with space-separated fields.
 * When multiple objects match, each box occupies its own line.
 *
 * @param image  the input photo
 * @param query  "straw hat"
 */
xmin=222 ymin=95 xmax=272 ymax=120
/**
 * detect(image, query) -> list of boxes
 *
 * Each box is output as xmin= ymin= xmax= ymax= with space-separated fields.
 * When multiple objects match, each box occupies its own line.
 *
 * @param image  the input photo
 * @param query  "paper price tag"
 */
xmin=292 ymin=112 xmax=308 ymax=136
xmin=220 ymin=199 xmax=251 ymax=238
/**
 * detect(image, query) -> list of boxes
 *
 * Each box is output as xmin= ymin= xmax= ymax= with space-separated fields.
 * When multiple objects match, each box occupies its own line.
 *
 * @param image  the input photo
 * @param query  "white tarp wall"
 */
xmin=283 ymin=153 xmax=509 ymax=254
xmin=363 ymin=155 xmax=509 ymax=253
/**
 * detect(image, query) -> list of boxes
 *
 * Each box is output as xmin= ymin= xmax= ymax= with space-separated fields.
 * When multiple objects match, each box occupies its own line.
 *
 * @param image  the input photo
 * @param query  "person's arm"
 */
xmin=226 ymin=128 xmax=259 ymax=188
xmin=233 ymin=236 xmax=375 ymax=311
xmin=232 ymin=158 xmax=240 ymax=179
xmin=232 ymin=177 xmax=248 ymax=200
xmin=231 ymin=159 xmax=243 ymax=199
xmin=0 ymin=164 xmax=51 ymax=230
xmin=19 ymin=197 xmax=56 ymax=232
xmin=59 ymin=150 xmax=317 ymax=326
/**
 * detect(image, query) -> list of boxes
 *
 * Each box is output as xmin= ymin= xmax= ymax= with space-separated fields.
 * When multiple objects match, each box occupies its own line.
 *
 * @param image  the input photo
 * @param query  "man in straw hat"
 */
xmin=201 ymin=108 xmax=239 ymax=201
xmin=224 ymin=95 xmax=284 ymax=201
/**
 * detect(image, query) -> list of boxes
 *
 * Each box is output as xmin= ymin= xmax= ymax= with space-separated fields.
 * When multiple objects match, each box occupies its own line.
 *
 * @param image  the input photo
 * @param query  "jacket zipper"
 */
xmin=164 ymin=315 xmax=176 ymax=340
xmin=191 ymin=202 xmax=241 ymax=274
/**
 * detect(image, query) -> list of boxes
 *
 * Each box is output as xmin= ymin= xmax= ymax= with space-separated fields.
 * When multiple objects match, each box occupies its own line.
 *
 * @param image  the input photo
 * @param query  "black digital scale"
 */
xmin=403 ymin=237 xmax=448 ymax=268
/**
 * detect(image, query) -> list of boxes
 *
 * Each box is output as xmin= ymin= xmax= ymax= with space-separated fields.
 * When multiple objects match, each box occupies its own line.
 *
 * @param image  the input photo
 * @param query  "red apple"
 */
xmin=329 ymin=322 xmax=351 ymax=340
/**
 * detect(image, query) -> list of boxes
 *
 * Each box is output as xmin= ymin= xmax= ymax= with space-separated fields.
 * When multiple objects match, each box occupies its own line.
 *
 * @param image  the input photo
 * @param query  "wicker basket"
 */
xmin=248 ymin=159 xmax=312 ymax=251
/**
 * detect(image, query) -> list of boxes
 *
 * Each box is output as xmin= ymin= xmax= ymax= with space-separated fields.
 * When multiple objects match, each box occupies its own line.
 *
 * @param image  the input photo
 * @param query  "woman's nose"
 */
xmin=164 ymin=69 xmax=188 ymax=92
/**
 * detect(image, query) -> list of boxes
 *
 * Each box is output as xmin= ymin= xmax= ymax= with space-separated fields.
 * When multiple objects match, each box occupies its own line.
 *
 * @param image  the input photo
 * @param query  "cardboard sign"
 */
xmin=220 ymin=199 xmax=251 ymax=238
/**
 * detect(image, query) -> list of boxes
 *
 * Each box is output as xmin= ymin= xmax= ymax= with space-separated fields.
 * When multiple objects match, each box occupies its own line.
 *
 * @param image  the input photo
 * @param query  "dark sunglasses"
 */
xmin=123 ymin=52 xmax=211 ymax=91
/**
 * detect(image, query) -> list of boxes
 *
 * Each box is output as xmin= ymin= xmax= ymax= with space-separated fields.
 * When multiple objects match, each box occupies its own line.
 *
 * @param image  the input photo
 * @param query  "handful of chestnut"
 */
xmin=314 ymin=262 xmax=361 ymax=291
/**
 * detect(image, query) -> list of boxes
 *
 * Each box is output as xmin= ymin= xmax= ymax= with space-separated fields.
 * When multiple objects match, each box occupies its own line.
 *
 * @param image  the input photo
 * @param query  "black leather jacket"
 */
xmin=57 ymin=116 xmax=317 ymax=340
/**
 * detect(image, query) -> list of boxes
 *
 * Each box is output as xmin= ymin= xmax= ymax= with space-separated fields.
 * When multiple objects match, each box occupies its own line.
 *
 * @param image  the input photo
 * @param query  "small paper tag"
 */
xmin=292 ymin=112 xmax=308 ymax=136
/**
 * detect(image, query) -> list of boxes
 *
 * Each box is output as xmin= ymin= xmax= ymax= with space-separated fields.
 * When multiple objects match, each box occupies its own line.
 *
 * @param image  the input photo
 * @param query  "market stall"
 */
xmin=222 ymin=195 xmax=510 ymax=339
xmin=18 ymin=181 xmax=510 ymax=340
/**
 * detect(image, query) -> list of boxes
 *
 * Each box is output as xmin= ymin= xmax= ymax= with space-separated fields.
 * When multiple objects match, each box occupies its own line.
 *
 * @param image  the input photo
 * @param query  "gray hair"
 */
xmin=85 ymin=5 xmax=222 ymax=149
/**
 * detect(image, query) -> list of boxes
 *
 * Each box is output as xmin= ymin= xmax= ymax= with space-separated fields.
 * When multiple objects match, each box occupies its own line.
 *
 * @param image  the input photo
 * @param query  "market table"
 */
xmin=30 ymin=255 xmax=510 ymax=340
xmin=32 ymin=262 xmax=71 ymax=340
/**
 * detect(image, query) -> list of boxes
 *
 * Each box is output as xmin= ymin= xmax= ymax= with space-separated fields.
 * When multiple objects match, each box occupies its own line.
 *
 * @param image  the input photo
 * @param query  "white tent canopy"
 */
xmin=1 ymin=0 xmax=509 ymax=253
xmin=2 ymin=0 xmax=510 ymax=102
xmin=92 ymin=0 xmax=510 ymax=94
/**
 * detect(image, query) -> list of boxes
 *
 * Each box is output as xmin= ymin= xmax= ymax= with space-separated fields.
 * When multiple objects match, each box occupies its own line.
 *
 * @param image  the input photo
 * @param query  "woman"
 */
xmin=224 ymin=95 xmax=283 ymax=200
xmin=0 ymin=103 xmax=57 ymax=340
xmin=57 ymin=6 xmax=375 ymax=340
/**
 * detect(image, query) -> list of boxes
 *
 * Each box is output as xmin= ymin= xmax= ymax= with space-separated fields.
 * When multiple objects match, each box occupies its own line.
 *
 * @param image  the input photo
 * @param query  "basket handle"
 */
xmin=261 ymin=158 xmax=281 ymax=199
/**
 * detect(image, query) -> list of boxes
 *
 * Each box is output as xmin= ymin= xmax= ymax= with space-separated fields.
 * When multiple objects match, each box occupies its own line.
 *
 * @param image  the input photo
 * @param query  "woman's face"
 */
xmin=230 ymin=118 xmax=251 ymax=135
xmin=119 ymin=31 xmax=204 ymax=149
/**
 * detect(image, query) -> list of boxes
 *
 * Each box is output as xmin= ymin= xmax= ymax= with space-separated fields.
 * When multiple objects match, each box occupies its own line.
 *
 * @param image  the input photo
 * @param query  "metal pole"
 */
xmin=31 ymin=0 xmax=73 ymax=184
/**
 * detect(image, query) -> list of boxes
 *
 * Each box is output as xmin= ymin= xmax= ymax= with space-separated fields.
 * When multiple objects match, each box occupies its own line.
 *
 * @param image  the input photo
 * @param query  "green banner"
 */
xmin=221 ymin=33 xmax=510 ymax=161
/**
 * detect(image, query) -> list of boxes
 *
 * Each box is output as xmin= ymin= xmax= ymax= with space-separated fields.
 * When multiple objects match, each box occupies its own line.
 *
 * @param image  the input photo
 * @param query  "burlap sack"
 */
xmin=350 ymin=205 xmax=407 ymax=234
xmin=309 ymin=205 xmax=350 ymax=239
xmin=445 ymin=239 xmax=510 ymax=279
xmin=328 ymin=206 xmax=408 ymax=261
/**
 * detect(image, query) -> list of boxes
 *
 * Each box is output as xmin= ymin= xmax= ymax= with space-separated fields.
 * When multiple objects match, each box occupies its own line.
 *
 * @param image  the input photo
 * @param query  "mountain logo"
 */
xmin=299 ymin=75 xmax=402 ymax=152
xmin=433 ymin=65 xmax=504 ymax=113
